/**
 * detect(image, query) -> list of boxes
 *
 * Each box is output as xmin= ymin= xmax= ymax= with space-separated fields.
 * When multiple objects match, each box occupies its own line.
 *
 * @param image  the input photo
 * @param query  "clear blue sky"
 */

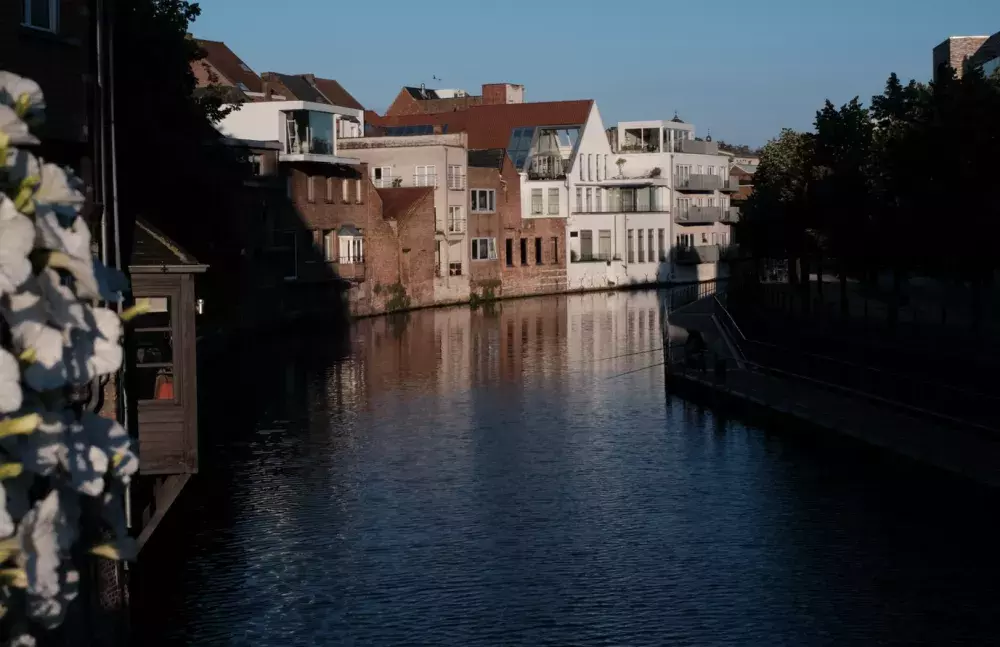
xmin=192 ymin=0 xmax=1000 ymax=148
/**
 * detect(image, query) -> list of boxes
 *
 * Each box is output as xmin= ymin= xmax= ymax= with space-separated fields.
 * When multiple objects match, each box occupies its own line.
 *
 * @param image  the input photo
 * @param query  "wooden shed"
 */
xmin=128 ymin=220 xmax=207 ymax=548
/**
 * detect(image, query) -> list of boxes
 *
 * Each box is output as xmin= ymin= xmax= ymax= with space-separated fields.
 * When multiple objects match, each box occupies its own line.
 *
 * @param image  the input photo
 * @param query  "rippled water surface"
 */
xmin=137 ymin=290 xmax=1000 ymax=646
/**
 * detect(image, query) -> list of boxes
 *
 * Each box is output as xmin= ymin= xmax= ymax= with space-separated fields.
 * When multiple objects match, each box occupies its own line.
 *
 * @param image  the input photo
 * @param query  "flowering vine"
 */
xmin=1 ymin=71 xmax=140 ymax=644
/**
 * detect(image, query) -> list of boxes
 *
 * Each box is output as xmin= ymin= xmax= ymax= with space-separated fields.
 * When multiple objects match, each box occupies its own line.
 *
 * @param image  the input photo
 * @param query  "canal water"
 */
xmin=137 ymin=289 xmax=1000 ymax=646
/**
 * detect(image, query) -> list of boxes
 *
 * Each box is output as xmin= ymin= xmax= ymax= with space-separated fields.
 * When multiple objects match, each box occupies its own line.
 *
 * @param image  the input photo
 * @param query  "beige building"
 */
xmin=339 ymin=133 xmax=472 ymax=304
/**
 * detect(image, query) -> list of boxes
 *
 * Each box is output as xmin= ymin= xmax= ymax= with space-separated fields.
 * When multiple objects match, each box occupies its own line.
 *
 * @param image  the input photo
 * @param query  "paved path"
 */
xmin=670 ymin=363 xmax=1000 ymax=488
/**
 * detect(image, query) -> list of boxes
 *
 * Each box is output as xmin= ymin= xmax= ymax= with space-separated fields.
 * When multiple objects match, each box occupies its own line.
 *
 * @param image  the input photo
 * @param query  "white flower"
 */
xmin=83 ymin=413 xmax=137 ymax=482
xmin=65 ymin=419 xmax=107 ymax=496
xmin=37 ymin=268 xmax=90 ymax=333
xmin=0 ymin=482 xmax=13 ymax=539
xmin=0 ymin=348 xmax=22 ymax=414
xmin=32 ymin=163 xmax=85 ymax=227
xmin=0 ymin=71 xmax=45 ymax=124
xmin=12 ymin=410 xmax=67 ymax=477
xmin=0 ymin=105 xmax=39 ymax=147
xmin=2 ymin=283 xmax=68 ymax=391
xmin=17 ymin=489 xmax=78 ymax=601
xmin=0 ymin=196 xmax=34 ymax=295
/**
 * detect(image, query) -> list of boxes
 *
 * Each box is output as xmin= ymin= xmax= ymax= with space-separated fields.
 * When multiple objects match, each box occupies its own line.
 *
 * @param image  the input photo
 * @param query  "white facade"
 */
xmin=218 ymin=100 xmax=364 ymax=165
xmin=339 ymin=133 xmax=471 ymax=303
xmin=607 ymin=118 xmax=739 ymax=284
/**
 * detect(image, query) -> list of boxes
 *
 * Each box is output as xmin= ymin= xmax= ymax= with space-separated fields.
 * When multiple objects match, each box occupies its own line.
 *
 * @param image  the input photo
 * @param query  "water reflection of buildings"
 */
xmin=566 ymin=291 xmax=662 ymax=370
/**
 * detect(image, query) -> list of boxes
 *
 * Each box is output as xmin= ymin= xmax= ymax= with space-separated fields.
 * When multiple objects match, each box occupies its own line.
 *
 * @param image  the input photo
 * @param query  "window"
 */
xmin=415 ymin=165 xmax=436 ymax=187
xmin=134 ymin=296 xmax=180 ymax=402
xmin=580 ymin=158 xmax=585 ymax=180
xmin=355 ymin=179 xmax=363 ymax=203
xmin=702 ymin=232 xmax=709 ymax=243
xmin=341 ymin=179 xmax=349 ymax=203
xmin=588 ymin=154 xmax=593 ymax=181
xmin=471 ymin=189 xmax=496 ymax=212
xmin=547 ymin=188 xmax=560 ymax=215
xmin=595 ymin=188 xmax=602 ymax=213
xmin=585 ymin=188 xmax=592 ymax=213
xmin=448 ymin=206 xmax=465 ymax=233
xmin=658 ymin=229 xmax=666 ymax=261
xmin=336 ymin=227 xmax=364 ymax=264
xmin=471 ymin=238 xmax=498 ymax=261
xmin=637 ymin=228 xmax=645 ymax=263
xmin=323 ymin=230 xmax=335 ymax=261
xmin=627 ymin=230 xmax=635 ymax=263
xmin=307 ymin=176 xmax=315 ymax=202
xmin=648 ymin=230 xmax=655 ymax=263
xmin=248 ymin=154 xmax=263 ymax=176
xmin=520 ymin=239 xmax=528 ymax=265
xmin=604 ymin=155 xmax=608 ymax=179
xmin=325 ymin=178 xmax=333 ymax=202
xmin=580 ymin=230 xmax=593 ymax=258
xmin=552 ymin=238 xmax=559 ymax=264
xmin=598 ymin=230 xmax=612 ymax=259
xmin=506 ymin=239 xmax=514 ymax=267
xmin=372 ymin=166 xmax=392 ymax=188
xmin=449 ymin=262 xmax=463 ymax=276
xmin=575 ymin=188 xmax=583 ymax=212
xmin=596 ymin=157 xmax=601 ymax=181
xmin=23 ymin=0 xmax=57 ymax=31
xmin=447 ymin=164 xmax=464 ymax=189
xmin=535 ymin=238 xmax=542 ymax=264
xmin=531 ymin=189 xmax=543 ymax=215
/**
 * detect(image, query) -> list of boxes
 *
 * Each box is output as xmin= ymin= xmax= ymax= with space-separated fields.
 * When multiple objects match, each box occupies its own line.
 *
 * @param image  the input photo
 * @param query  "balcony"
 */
xmin=414 ymin=173 xmax=438 ymax=188
xmin=371 ymin=174 xmax=439 ymax=188
xmin=675 ymin=206 xmax=723 ymax=225
xmin=445 ymin=216 xmax=466 ymax=235
xmin=573 ymin=202 xmax=668 ymax=214
xmin=674 ymin=245 xmax=720 ymax=265
xmin=674 ymin=174 xmax=722 ymax=191
xmin=446 ymin=172 xmax=466 ymax=190
xmin=571 ymin=252 xmax=621 ymax=263
xmin=528 ymin=154 xmax=570 ymax=180
xmin=281 ymin=109 xmax=359 ymax=164
xmin=677 ymin=139 xmax=720 ymax=155
xmin=721 ymin=207 xmax=741 ymax=223
xmin=720 ymin=178 xmax=741 ymax=192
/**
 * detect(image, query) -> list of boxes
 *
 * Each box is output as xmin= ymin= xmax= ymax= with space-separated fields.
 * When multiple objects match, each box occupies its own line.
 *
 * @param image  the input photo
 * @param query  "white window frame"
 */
xmin=323 ymin=230 xmax=336 ymax=262
xmin=471 ymin=237 xmax=498 ymax=261
xmin=448 ymin=205 xmax=465 ymax=233
xmin=355 ymin=179 xmax=363 ymax=203
xmin=307 ymin=176 xmax=315 ymax=202
xmin=415 ymin=165 xmax=437 ymax=187
xmin=372 ymin=166 xmax=392 ymax=188
xmin=531 ymin=189 xmax=543 ymax=215
xmin=338 ymin=235 xmax=364 ymax=264
xmin=471 ymin=189 xmax=496 ymax=213
xmin=595 ymin=188 xmax=602 ymax=213
xmin=547 ymin=188 xmax=560 ymax=215
xmin=23 ymin=0 xmax=58 ymax=32
xmin=575 ymin=188 xmax=583 ymax=212
xmin=447 ymin=164 xmax=465 ymax=190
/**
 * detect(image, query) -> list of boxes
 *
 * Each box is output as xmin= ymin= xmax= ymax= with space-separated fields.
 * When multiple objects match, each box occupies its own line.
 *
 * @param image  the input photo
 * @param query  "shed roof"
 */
xmin=131 ymin=220 xmax=203 ymax=269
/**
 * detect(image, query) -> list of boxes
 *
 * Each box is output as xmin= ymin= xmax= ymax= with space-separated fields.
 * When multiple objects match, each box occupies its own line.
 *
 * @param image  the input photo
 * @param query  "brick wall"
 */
xmin=495 ymin=157 xmax=567 ymax=297
xmin=384 ymin=89 xmax=421 ymax=116
xmin=1 ymin=0 xmax=89 ymax=147
xmin=467 ymin=167 xmax=503 ymax=289
xmin=934 ymin=36 xmax=989 ymax=79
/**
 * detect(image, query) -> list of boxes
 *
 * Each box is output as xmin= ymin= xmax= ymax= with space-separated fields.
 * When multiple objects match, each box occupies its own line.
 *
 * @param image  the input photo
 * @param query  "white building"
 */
xmin=217 ymin=100 xmax=364 ymax=165
xmin=609 ymin=116 xmax=740 ymax=283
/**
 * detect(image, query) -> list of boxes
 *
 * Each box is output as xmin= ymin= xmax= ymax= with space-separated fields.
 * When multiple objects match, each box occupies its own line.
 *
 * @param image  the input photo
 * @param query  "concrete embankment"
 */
xmin=664 ymin=297 xmax=1000 ymax=488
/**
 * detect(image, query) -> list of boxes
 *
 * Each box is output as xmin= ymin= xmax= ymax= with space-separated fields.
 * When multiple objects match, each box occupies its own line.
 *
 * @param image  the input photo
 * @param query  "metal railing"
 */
xmin=446 ymin=217 xmax=466 ymax=234
xmin=571 ymin=253 xmax=622 ymax=263
xmin=712 ymin=289 xmax=1000 ymax=431
xmin=414 ymin=173 xmax=438 ymax=188
xmin=446 ymin=172 xmax=466 ymax=190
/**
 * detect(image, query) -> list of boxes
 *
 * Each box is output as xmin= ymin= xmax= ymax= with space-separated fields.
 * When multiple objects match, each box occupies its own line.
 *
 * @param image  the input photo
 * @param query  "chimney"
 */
xmin=481 ymin=83 xmax=524 ymax=105
xmin=303 ymin=73 xmax=317 ymax=84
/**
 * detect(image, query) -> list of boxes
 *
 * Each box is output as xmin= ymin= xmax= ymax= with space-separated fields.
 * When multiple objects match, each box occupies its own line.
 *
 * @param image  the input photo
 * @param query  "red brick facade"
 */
xmin=1 ymin=0 xmax=89 ymax=149
xmin=479 ymin=155 xmax=568 ymax=298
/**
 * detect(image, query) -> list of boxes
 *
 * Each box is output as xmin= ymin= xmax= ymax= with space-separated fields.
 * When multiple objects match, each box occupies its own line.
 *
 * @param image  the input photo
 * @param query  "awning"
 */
xmin=337 ymin=224 xmax=362 ymax=236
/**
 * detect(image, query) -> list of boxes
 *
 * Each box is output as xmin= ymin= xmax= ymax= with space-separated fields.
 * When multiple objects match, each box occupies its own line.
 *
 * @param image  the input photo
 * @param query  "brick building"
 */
xmin=383 ymin=82 xmax=524 ymax=117
xmin=933 ymin=32 xmax=1000 ymax=80
xmin=1 ymin=0 xmax=90 ymax=161
xmin=467 ymin=149 xmax=566 ymax=298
